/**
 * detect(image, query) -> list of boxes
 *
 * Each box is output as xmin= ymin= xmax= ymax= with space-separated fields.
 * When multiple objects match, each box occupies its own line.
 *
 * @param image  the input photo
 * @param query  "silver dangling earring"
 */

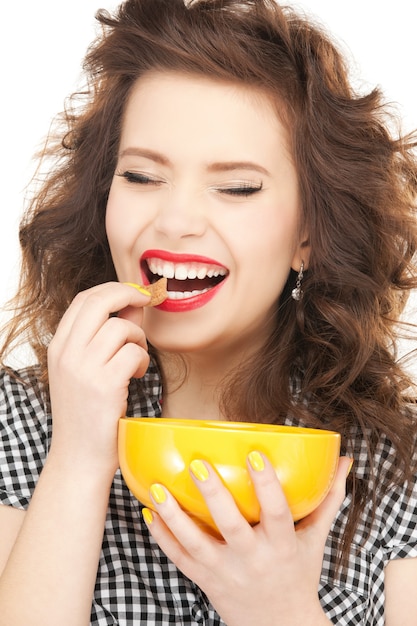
xmin=291 ymin=261 xmax=304 ymax=301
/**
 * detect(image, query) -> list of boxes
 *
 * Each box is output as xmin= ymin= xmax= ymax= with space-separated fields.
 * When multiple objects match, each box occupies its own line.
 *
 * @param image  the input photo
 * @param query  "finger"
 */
xmin=118 ymin=283 xmax=151 ymax=326
xmin=49 ymin=282 xmax=111 ymax=348
xmin=147 ymin=484 xmax=221 ymax=572
xmin=54 ymin=282 xmax=150 ymax=350
xmin=107 ymin=342 xmax=150 ymax=380
xmin=247 ymin=451 xmax=294 ymax=542
xmin=187 ymin=460 xmax=254 ymax=547
xmin=88 ymin=316 xmax=148 ymax=365
xmin=141 ymin=507 xmax=188 ymax=563
xmin=118 ymin=304 xmax=145 ymax=328
xmin=142 ymin=506 xmax=216 ymax=587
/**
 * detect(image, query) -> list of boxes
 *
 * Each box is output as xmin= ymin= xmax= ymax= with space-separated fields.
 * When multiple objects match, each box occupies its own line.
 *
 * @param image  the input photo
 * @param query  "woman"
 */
xmin=1 ymin=0 xmax=416 ymax=624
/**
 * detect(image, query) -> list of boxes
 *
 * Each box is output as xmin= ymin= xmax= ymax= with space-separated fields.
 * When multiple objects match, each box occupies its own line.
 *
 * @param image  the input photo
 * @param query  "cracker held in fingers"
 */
xmin=125 ymin=277 xmax=168 ymax=306
xmin=145 ymin=277 xmax=168 ymax=306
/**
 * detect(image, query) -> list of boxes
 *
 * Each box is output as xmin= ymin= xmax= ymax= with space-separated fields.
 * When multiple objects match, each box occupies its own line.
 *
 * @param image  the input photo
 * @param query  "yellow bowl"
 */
xmin=118 ymin=417 xmax=341 ymax=535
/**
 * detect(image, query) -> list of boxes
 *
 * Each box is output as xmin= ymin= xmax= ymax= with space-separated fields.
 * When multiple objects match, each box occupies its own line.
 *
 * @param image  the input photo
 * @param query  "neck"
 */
xmin=158 ymin=348 xmax=245 ymax=421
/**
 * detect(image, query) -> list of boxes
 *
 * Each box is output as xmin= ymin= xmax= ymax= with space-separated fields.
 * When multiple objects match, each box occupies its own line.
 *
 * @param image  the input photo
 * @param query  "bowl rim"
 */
xmin=119 ymin=416 xmax=340 ymax=437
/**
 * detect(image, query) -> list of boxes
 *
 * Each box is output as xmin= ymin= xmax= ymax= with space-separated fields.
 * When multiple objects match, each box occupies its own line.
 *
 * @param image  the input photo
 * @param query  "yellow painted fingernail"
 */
xmin=248 ymin=451 xmax=265 ymax=472
xmin=124 ymin=282 xmax=151 ymax=296
xmin=142 ymin=507 xmax=154 ymax=525
xmin=347 ymin=458 xmax=354 ymax=476
xmin=190 ymin=459 xmax=210 ymax=482
xmin=150 ymin=483 xmax=167 ymax=504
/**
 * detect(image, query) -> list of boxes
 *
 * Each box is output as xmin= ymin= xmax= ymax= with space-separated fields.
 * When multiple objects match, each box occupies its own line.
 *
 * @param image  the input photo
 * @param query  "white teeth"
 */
xmin=168 ymin=289 xmax=209 ymax=299
xmin=146 ymin=257 xmax=227 ymax=281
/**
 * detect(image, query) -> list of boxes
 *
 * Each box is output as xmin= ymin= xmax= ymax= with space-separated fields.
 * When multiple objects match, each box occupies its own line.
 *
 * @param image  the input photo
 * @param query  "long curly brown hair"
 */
xmin=2 ymin=0 xmax=417 ymax=563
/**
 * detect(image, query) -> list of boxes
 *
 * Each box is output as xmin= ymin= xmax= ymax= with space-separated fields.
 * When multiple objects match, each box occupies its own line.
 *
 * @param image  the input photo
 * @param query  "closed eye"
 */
xmin=116 ymin=171 xmax=163 ymax=186
xmin=217 ymin=182 xmax=263 ymax=197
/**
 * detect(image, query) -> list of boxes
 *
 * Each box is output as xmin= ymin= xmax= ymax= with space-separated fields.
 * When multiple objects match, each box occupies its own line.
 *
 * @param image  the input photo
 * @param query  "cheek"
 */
xmin=105 ymin=189 xmax=137 ymax=247
xmin=233 ymin=209 xmax=299 ymax=263
xmin=232 ymin=210 xmax=300 ymax=302
xmin=105 ymin=186 xmax=119 ymax=243
xmin=105 ymin=193 xmax=133 ymax=267
xmin=105 ymin=185 xmax=155 ymax=243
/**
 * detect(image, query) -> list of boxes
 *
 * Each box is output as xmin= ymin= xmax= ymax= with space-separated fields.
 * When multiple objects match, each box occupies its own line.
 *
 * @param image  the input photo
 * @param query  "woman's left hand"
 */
xmin=143 ymin=454 xmax=351 ymax=626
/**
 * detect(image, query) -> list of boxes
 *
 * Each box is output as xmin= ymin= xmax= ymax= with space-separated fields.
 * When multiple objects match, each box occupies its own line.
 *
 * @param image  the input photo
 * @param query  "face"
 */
xmin=106 ymin=71 xmax=308 ymax=357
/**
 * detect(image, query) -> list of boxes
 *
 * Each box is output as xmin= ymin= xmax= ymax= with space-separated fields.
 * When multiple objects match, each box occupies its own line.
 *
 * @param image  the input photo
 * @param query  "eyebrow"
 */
xmin=119 ymin=147 xmax=170 ymax=165
xmin=118 ymin=147 xmax=270 ymax=176
xmin=207 ymin=161 xmax=270 ymax=176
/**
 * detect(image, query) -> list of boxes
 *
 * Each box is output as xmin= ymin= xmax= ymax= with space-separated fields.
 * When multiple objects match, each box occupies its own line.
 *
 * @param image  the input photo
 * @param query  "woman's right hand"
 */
xmin=47 ymin=281 xmax=151 ymax=477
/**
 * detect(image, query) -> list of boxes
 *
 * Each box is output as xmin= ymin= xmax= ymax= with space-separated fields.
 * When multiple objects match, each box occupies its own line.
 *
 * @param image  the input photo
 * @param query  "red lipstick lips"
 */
xmin=140 ymin=249 xmax=228 ymax=312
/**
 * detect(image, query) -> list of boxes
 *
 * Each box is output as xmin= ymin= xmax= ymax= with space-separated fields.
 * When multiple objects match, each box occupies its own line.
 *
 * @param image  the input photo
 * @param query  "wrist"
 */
xmin=45 ymin=445 xmax=117 ymax=492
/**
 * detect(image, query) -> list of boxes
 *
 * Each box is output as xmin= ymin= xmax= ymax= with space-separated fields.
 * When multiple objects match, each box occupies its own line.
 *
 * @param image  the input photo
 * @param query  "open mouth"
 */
xmin=141 ymin=255 xmax=228 ymax=300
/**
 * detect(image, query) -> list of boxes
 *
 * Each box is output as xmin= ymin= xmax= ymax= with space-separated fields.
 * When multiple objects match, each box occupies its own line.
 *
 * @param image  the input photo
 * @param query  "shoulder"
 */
xmin=320 ymin=429 xmax=417 ymax=623
xmin=0 ymin=366 xmax=51 ymax=509
xmin=0 ymin=365 xmax=48 ymax=413
xmin=352 ymin=422 xmax=417 ymax=534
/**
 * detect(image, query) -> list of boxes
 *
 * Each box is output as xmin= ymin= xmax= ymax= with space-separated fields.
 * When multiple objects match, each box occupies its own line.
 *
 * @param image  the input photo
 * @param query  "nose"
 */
xmin=153 ymin=186 xmax=207 ymax=240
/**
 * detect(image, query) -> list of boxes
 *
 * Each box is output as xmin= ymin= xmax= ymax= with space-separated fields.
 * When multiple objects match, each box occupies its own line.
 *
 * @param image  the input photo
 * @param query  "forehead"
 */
xmin=119 ymin=71 xmax=292 ymax=159
xmin=124 ymin=70 xmax=279 ymax=114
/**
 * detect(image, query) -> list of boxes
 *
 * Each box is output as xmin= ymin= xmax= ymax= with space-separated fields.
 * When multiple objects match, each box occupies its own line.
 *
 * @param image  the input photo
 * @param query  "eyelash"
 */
xmin=117 ymin=171 xmax=161 ymax=185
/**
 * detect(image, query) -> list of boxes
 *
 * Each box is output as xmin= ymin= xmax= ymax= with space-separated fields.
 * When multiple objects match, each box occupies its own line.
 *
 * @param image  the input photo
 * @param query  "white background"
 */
xmin=1 ymin=0 xmax=416 ymax=371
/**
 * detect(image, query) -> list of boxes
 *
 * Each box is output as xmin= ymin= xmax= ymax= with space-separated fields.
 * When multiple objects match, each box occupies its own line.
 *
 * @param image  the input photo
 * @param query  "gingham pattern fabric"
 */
xmin=1 ymin=365 xmax=417 ymax=625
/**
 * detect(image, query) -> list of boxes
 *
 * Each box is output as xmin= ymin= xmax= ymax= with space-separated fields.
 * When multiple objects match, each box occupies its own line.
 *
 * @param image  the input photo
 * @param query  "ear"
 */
xmin=291 ymin=235 xmax=311 ymax=272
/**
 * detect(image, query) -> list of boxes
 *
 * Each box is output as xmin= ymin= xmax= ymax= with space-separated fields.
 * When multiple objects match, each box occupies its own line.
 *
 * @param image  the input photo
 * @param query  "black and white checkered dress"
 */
xmin=1 ymin=364 xmax=417 ymax=625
